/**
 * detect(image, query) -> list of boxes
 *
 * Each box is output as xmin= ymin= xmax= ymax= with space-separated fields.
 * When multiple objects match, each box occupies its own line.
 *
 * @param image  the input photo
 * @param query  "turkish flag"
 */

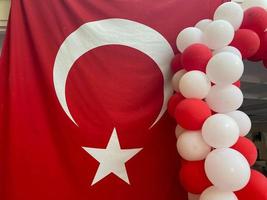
xmin=0 ymin=1 xmax=226 ymax=200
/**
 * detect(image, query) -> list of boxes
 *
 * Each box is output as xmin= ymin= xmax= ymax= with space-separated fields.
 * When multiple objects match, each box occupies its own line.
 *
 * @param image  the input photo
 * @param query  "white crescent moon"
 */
xmin=53 ymin=18 xmax=174 ymax=128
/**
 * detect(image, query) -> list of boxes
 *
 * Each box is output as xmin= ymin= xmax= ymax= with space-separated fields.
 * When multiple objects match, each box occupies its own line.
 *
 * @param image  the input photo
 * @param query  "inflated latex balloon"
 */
xmin=235 ymin=169 xmax=267 ymax=200
xmin=203 ymin=20 xmax=234 ymax=50
xmin=177 ymin=131 xmax=211 ymax=161
xmin=195 ymin=19 xmax=213 ymax=31
xmin=176 ymin=27 xmax=204 ymax=52
xmin=180 ymin=160 xmax=212 ymax=194
xmin=179 ymin=71 xmax=211 ymax=99
xmin=226 ymin=110 xmax=251 ymax=136
xmin=230 ymin=29 xmax=260 ymax=59
xmin=241 ymin=7 xmax=267 ymax=35
xmin=181 ymin=44 xmax=212 ymax=72
xmin=263 ymin=58 xmax=267 ymax=68
xmin=167 ymin=92 xmax=185 ymax=117
xmin=175 ymin=124 xmax=184 ymax=139
xmin=214 ymin=2 xmax=243 ymax=30
xmin=213 ymin=46 xmax=242 ymax=59
xmin=205 ymin=148 xmax=251 ymax=191
xmin=206 ymin=85 xmax=243 ymax=113
xmin=231 ymin=0 xmax=244 ymax=2
xmin=171 ymin=53 xmax=183 ymax=73
xmin=206 ymin=52 xmax=244 ymax=85
xmin=175 ymin=99 xmax=212 ymax=130
xmin=249 ymin=31 xmax=267 ymax=61
xmin=202 ymin=114 xmax=239 ymax=148
xmin=200 ymin=186 xmax=238 ymax=200
xmin=233 ymin=80 xmax=241 ymax=88
xmin=188 ymin=193 xmax=200 ymax=200
xmin=231 ymin=137 xmax=258 ymax=166
xmin=242 ymin=0 xmax=267 ymax=10
xmin=172 ymin=69 xmax=187 ymax=92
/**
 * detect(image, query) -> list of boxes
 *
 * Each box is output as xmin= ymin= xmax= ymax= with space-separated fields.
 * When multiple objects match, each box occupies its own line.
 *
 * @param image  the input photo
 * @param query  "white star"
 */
xmin=83 ymin=128 xmax=143 ymax=185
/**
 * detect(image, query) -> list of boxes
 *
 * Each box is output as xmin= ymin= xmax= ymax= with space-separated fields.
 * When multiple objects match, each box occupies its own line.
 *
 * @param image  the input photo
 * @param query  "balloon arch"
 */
xmin=168 ymin=1 xmax=267 ymax=199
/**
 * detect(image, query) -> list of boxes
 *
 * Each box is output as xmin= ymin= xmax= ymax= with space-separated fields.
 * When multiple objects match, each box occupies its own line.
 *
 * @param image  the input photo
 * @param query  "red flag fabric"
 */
xmin=0 ymin=1 xmax=225 ymax=199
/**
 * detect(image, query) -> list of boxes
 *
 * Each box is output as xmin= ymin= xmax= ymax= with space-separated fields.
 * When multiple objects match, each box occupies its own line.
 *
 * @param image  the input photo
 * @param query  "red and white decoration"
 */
xmin=169 ymin=1 xmax=267 ymax=199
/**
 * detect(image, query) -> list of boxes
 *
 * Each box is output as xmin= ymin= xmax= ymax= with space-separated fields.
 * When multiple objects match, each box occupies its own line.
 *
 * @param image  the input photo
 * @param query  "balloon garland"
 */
xmin=169 ymin=1 xmax=267 ymax=200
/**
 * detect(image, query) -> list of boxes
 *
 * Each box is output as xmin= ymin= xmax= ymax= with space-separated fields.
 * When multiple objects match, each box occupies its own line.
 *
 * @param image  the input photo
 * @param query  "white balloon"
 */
xmin=189 ymin=193 xmax=200 ymax=200
xmin=195 ymin=19 xmax=213 ymax=31
xmin=172 ymin=69 xmax=186 ymax=92
xmin=226 ymin=110 xmax=252 ymax=136
xmin=205 ymin=148 xmax=251 ymax=191
xmin=242 ymin=0 xmax=267 ymax=10
xmin=213 ymin=46 xmax=242 ymax=59
xmin=175 ymin=124 xmax=185 ymax=139
xmin=205 ymin=85 xmax=243 ymax=113
xmin=214 ymin=2 xmax=244 ymax=30
xmin=232 ymin=0 xmax=244 ymax=3
xmin=200 ymin=186 xmax=238 ymax=200
xmin=179 ymin=71 xmax=211 ymax=99
xmin=204 ymin=20 xmax=234 ymax=50
xmin=206 ymin=52 xmax=244 ymax=85
xmin=202 ymin=114 xmax=239 ymax=148
xmin=177 ymin=131 xmax=211 ymax=161
xmin=176 ymin=27 xmax=204 ymax=52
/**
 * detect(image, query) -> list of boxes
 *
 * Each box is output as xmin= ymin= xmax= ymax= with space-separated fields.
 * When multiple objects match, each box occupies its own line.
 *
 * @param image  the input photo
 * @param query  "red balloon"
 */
xmin=167 ymin=93 xmax=184 ymax=117
xmin=179 ymin=160 xmax=212 ymax=194
xmin=233 ymin=80 xmax=241 ymax=88
xmin=171 ymin=53 xmax=183 ymax=73
xmin=235 ymin=170 xmax=267 ymax=200
xmin=231 ymin=137 xmax=258 ymax=166
xmin=263 ymin=58 xmax=267 ymax=68
xmin=230 ymin=29 xmax=260 ymax=59
xmin=249 ymin=31 xmax=267 ymax=61
xmin=174 ymin=99 xmax=212 ymax=130
xmin=241 ymin=7 xmax=267 ymax=35
xmin=181 ymin=44 xmax=212 ymax=72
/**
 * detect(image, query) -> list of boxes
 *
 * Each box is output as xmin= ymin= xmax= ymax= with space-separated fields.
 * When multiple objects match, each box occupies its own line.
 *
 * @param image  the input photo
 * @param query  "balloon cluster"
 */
xmin=169 ymin=1 xmax=267 ymax=200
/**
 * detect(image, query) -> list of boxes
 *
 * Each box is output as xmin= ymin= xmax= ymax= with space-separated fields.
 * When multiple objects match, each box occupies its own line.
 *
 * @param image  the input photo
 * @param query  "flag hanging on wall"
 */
xmin=0 ymin=1 xmax=225 ymax=199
